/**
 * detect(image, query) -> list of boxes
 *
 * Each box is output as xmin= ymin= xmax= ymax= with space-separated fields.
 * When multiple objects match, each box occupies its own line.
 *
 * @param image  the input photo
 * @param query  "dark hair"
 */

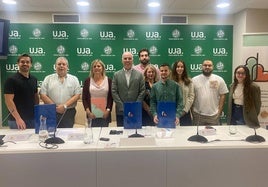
xmin=159 ymin=63 xmax=170 ymax=69
xmin=171 ymin=60 xmax=191 ymax=85
xmin=17 ymin=53 xmax=32 ymax=63
xmin=138 ymin=48 xmax=150 ymax=57
xmin=233 ymin=65 xmax=253 ymax=110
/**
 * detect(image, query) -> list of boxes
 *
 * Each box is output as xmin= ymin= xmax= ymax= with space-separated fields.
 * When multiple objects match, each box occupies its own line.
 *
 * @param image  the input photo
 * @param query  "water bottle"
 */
xmin=39 ymin=115 xmax=48 ymax=142
xmin=84 ymin=118 xmax=93 ymax=144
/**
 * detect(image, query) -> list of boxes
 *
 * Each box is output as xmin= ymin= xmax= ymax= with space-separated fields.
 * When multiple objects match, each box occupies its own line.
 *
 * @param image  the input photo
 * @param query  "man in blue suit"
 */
xmin=112 ymin=52 xmax=145 ymax=126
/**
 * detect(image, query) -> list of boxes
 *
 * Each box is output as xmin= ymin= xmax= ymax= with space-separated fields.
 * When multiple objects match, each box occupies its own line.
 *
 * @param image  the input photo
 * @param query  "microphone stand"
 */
xmin=128 ymin=128 xmax=144 ymax=138
xmin=45 ymin=109 xmax=67 ymax=144
xmin=245 ymin=127 xmax=265 ymax=143
xmin=188 ymin=112 xmax=208 ymax=143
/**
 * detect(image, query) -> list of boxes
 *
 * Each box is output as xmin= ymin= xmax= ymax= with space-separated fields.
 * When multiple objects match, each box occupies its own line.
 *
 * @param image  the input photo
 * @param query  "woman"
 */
xmin=171 ymin=60 xmax=194 ymax=126
xmin=227 ymin=65 xmax=261 ymax=128
xmin=143 ymin=64 xmax=159 ymax=126
xmin=82 ymin=59 xmax=113 ymax=127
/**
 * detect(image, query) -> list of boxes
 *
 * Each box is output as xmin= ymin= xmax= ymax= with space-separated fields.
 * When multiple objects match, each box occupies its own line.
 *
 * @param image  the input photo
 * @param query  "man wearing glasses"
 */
xmin=192 ymin=60 xmax=229 ymax=126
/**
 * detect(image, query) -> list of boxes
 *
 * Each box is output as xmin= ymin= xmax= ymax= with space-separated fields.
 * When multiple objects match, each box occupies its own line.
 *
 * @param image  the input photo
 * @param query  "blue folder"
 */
xmin=157 ymin=101 xmax=176 ymax=128
xmin=123 ymin=102 xmax=142 ymax=129
xmin=34 ymin=104 xmax=56 ymax=134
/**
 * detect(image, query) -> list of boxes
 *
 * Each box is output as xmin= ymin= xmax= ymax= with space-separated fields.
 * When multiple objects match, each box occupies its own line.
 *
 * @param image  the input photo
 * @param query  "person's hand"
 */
xmin=87 ymin=111 xmax=96 ymax=119
xmin=15 ymin=118 xmax=26 ymax=130
xmin=103 ymin=110 xmax=110 ymax=119
xmin=153 ymin=115 xmax=159 ymax=124
xmin=175 ymin=117 xmax=180 ymax=126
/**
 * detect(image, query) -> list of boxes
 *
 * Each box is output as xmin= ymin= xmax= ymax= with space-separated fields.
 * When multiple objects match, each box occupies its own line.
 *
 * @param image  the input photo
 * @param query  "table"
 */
xmin=0 ymin=126 xmax=268 ymax=187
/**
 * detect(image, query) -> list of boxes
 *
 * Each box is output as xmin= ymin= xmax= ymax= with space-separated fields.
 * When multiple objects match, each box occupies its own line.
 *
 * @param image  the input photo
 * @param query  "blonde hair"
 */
xmin=89 ymin=59 xmax=106 ymax=78
xmin=143 ymin=64 xmax=159 ymax=82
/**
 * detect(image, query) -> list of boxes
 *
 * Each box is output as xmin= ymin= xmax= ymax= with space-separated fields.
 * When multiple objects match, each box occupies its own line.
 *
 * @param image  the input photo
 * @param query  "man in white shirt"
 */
xmin=40 ymin=57 xmax=81 ymax=128
xmin=192 ymin=60 xmax=229 ymax=126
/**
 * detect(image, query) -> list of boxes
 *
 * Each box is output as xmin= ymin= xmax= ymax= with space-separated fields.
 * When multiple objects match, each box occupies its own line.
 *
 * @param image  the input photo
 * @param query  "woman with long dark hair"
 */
xmin=171 ymin=60 xmax=194 ymax=126
xmin=227 ymin=65 xmax=261 ymax=127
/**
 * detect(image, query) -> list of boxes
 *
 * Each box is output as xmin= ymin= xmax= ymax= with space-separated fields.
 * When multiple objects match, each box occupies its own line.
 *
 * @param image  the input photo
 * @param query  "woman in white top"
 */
xmin=171 ymin=60 xmax=195 ymax=126
xmin=227 ymin=65 xmax=261 ymax=127
xmin=82 ymin=59 xmax=113 ymax=127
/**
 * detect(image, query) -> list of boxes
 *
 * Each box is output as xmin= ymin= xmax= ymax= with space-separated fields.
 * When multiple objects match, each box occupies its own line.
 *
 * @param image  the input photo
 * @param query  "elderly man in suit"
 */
xmin=112 ymin=52 xmax=145 ymax=126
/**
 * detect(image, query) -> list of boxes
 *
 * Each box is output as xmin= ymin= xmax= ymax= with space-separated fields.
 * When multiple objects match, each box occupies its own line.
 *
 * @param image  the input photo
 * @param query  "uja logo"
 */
xmin=168 ymin=48 xmax=183 ymax=55
xmin=190 ymin=64 xmax=202 ymax=71
xmin=100 ymin=31 xmax=115 ymax=38
xmin=6 ymin=64 xmax=19 ymax=71
xmin=77 ymin=48 xmax=91 ymax=55
xmin=9 ymin=30 xmax=21 ymax=38
xmin=105 ymin=64 xmax=115 ymax=71
xmin=213 ymin=48 xmax=228 ymax=55
xmin=146 ymin=32 xmax=161 ymax=39
xmin=123 ymin=48 xmax=137 ymax=55
xmin=53 ymin=31 xmax=68 ymax=38
xmin=191 ymin=32 xmax=206 ymax=39
xmin=29 ymin=47 xmax=45 ymax=54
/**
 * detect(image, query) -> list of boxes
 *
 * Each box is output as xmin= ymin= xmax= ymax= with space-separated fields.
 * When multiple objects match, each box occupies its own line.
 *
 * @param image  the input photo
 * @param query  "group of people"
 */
xmin=3 ymin=49 xmax=261 ymax=130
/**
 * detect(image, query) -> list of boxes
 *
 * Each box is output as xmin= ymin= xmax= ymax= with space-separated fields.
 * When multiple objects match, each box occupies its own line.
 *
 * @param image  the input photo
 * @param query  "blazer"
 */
xmin=112 ymin=68 xmax=145 ymax=115
xmin=227 ymin=82 xmax=261 ymax=128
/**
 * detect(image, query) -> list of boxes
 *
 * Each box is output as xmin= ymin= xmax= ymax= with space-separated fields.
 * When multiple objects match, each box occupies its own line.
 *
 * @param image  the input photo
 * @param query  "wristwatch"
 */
xmin=64 ymin=104 xmax=67 ymax=110
xmin=106 ymin=108 xmax=110 ymax=112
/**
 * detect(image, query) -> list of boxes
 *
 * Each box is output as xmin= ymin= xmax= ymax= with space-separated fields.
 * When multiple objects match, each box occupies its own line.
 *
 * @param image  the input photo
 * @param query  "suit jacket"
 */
xmin=227 ymin=82 xmax=261 ymax=128
xmin=112 ymin=68 xmax=145 ymax=115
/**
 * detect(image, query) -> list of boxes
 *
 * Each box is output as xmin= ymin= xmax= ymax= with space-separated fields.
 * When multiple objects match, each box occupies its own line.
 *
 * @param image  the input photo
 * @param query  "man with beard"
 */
xmin=4 ymin=54 xmax=39 ymax=129
xmin=192 ymin=60 xmax=228 ymax=126
xmin=150 ymin=63 xmax=183 ymax=126
xmin=40 ymin=57 xmax=81 ymax=128
xmin=133 ymin=48 xmax=160 ymax=79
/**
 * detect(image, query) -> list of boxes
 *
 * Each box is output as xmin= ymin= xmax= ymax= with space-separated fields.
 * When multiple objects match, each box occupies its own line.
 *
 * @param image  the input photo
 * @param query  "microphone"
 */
xmin=245 ymin=127 xmax=265 ymax=143
xmin=188 ymin=111 xmax=208 ymax=143
xmin=44 ymin=108 xmax=67 ymax=144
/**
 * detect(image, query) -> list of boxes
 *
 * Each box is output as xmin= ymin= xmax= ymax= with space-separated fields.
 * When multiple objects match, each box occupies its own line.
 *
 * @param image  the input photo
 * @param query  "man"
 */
xmin=192 ymin=60 xmax=229 ymax=126
xmin=112 ymin=52 xmax=145 ymax=126
xmin=150 ymin=63 xmax=183 ymax=126
xmin=4 ymin=54 xmax=39 ymax=129
xmin=133 ymin=48 xmax=160 ymax=78
xmin=40 ymin=57 xmax=81 ymax=128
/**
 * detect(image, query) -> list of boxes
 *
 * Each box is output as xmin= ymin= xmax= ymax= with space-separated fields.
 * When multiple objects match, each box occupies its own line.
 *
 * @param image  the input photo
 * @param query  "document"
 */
xmin=123 ymin=102 xmax=142 ymax=129
xmin=91 ymin=97 xmax=106 ymax=118
xmin=34 ymin=104 xmax=56 ymax=134
xmin=157 ymin=102 xmax=176 ymax=128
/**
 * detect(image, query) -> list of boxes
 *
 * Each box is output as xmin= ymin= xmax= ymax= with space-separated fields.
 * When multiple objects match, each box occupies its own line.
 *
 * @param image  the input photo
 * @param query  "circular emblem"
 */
xmin=80 ymin=29 xmax=89 ymax=38
xmin=194 ymin=46 xmax=202 ymax=55
xmin=217 ymin=30 xmax=225 ymax=38
xmin=104 ymin=46 xmax=112 ymax=55
xmin=149 ymin=46 xmax=158 ymax=55
xmin=33 ymin=62 xmax=42 ymax=71
xmin=32 ymin=28 xmax=41 ymax=38
xmin=57 ymin=45 xmax=65 ymax=54
xmin=127 ymin=29 xmax=135 ymax=38
xmin=81 ymin=62 xmax=90 ymax=71
xmin=172 ymin=29 xmax=180 ymax=38
xmin=9 ymin=45 xmax=18 ymax=54
xmin=216 ymin=61 xmax=224 ymax=70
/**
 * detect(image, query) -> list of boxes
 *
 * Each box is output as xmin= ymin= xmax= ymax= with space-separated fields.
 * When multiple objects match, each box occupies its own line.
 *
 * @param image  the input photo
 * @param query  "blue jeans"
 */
xmin=230 ymin=104 xmax=245 ymax=125
xmin=8 ymin=119 xmax=35 ymax=129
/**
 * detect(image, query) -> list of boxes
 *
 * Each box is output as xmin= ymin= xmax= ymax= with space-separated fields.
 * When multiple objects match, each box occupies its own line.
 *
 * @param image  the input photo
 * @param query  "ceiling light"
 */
xmin=77 ymin=1 xmax=89 ymax=7
xmin=216 ymin=2 xmax=230 ymax=8
xmin=148 ymin=1 xmax=160 ymax=8
xmin=2 ymin=0 xmax=17 ymax=5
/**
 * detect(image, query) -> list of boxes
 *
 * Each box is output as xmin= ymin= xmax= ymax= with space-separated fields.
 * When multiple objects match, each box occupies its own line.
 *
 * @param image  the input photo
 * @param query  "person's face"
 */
xmin=56 ymin=59 xmax=68 ymax=77
xmin=122 ymin=52 xmax=133 ymax=70
xmin=146 ymin=68 xmax=156 ymax=80
xmin=160 ymin=66 xmax=170 ymax=80
xmin=176 ymin=62 xmax=184 ymax=75
xmin=18 ymin=56 xmax=32 ymax=73
xmin=139 ymin=51 xmax=150 ymax=66
xmin=92 ymin=62 xmax=103 ymax=76
xmin=202 ymin=61 xmax=213 ymax=76
xmin=235 ymin=67 xmax=246 ymax=83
